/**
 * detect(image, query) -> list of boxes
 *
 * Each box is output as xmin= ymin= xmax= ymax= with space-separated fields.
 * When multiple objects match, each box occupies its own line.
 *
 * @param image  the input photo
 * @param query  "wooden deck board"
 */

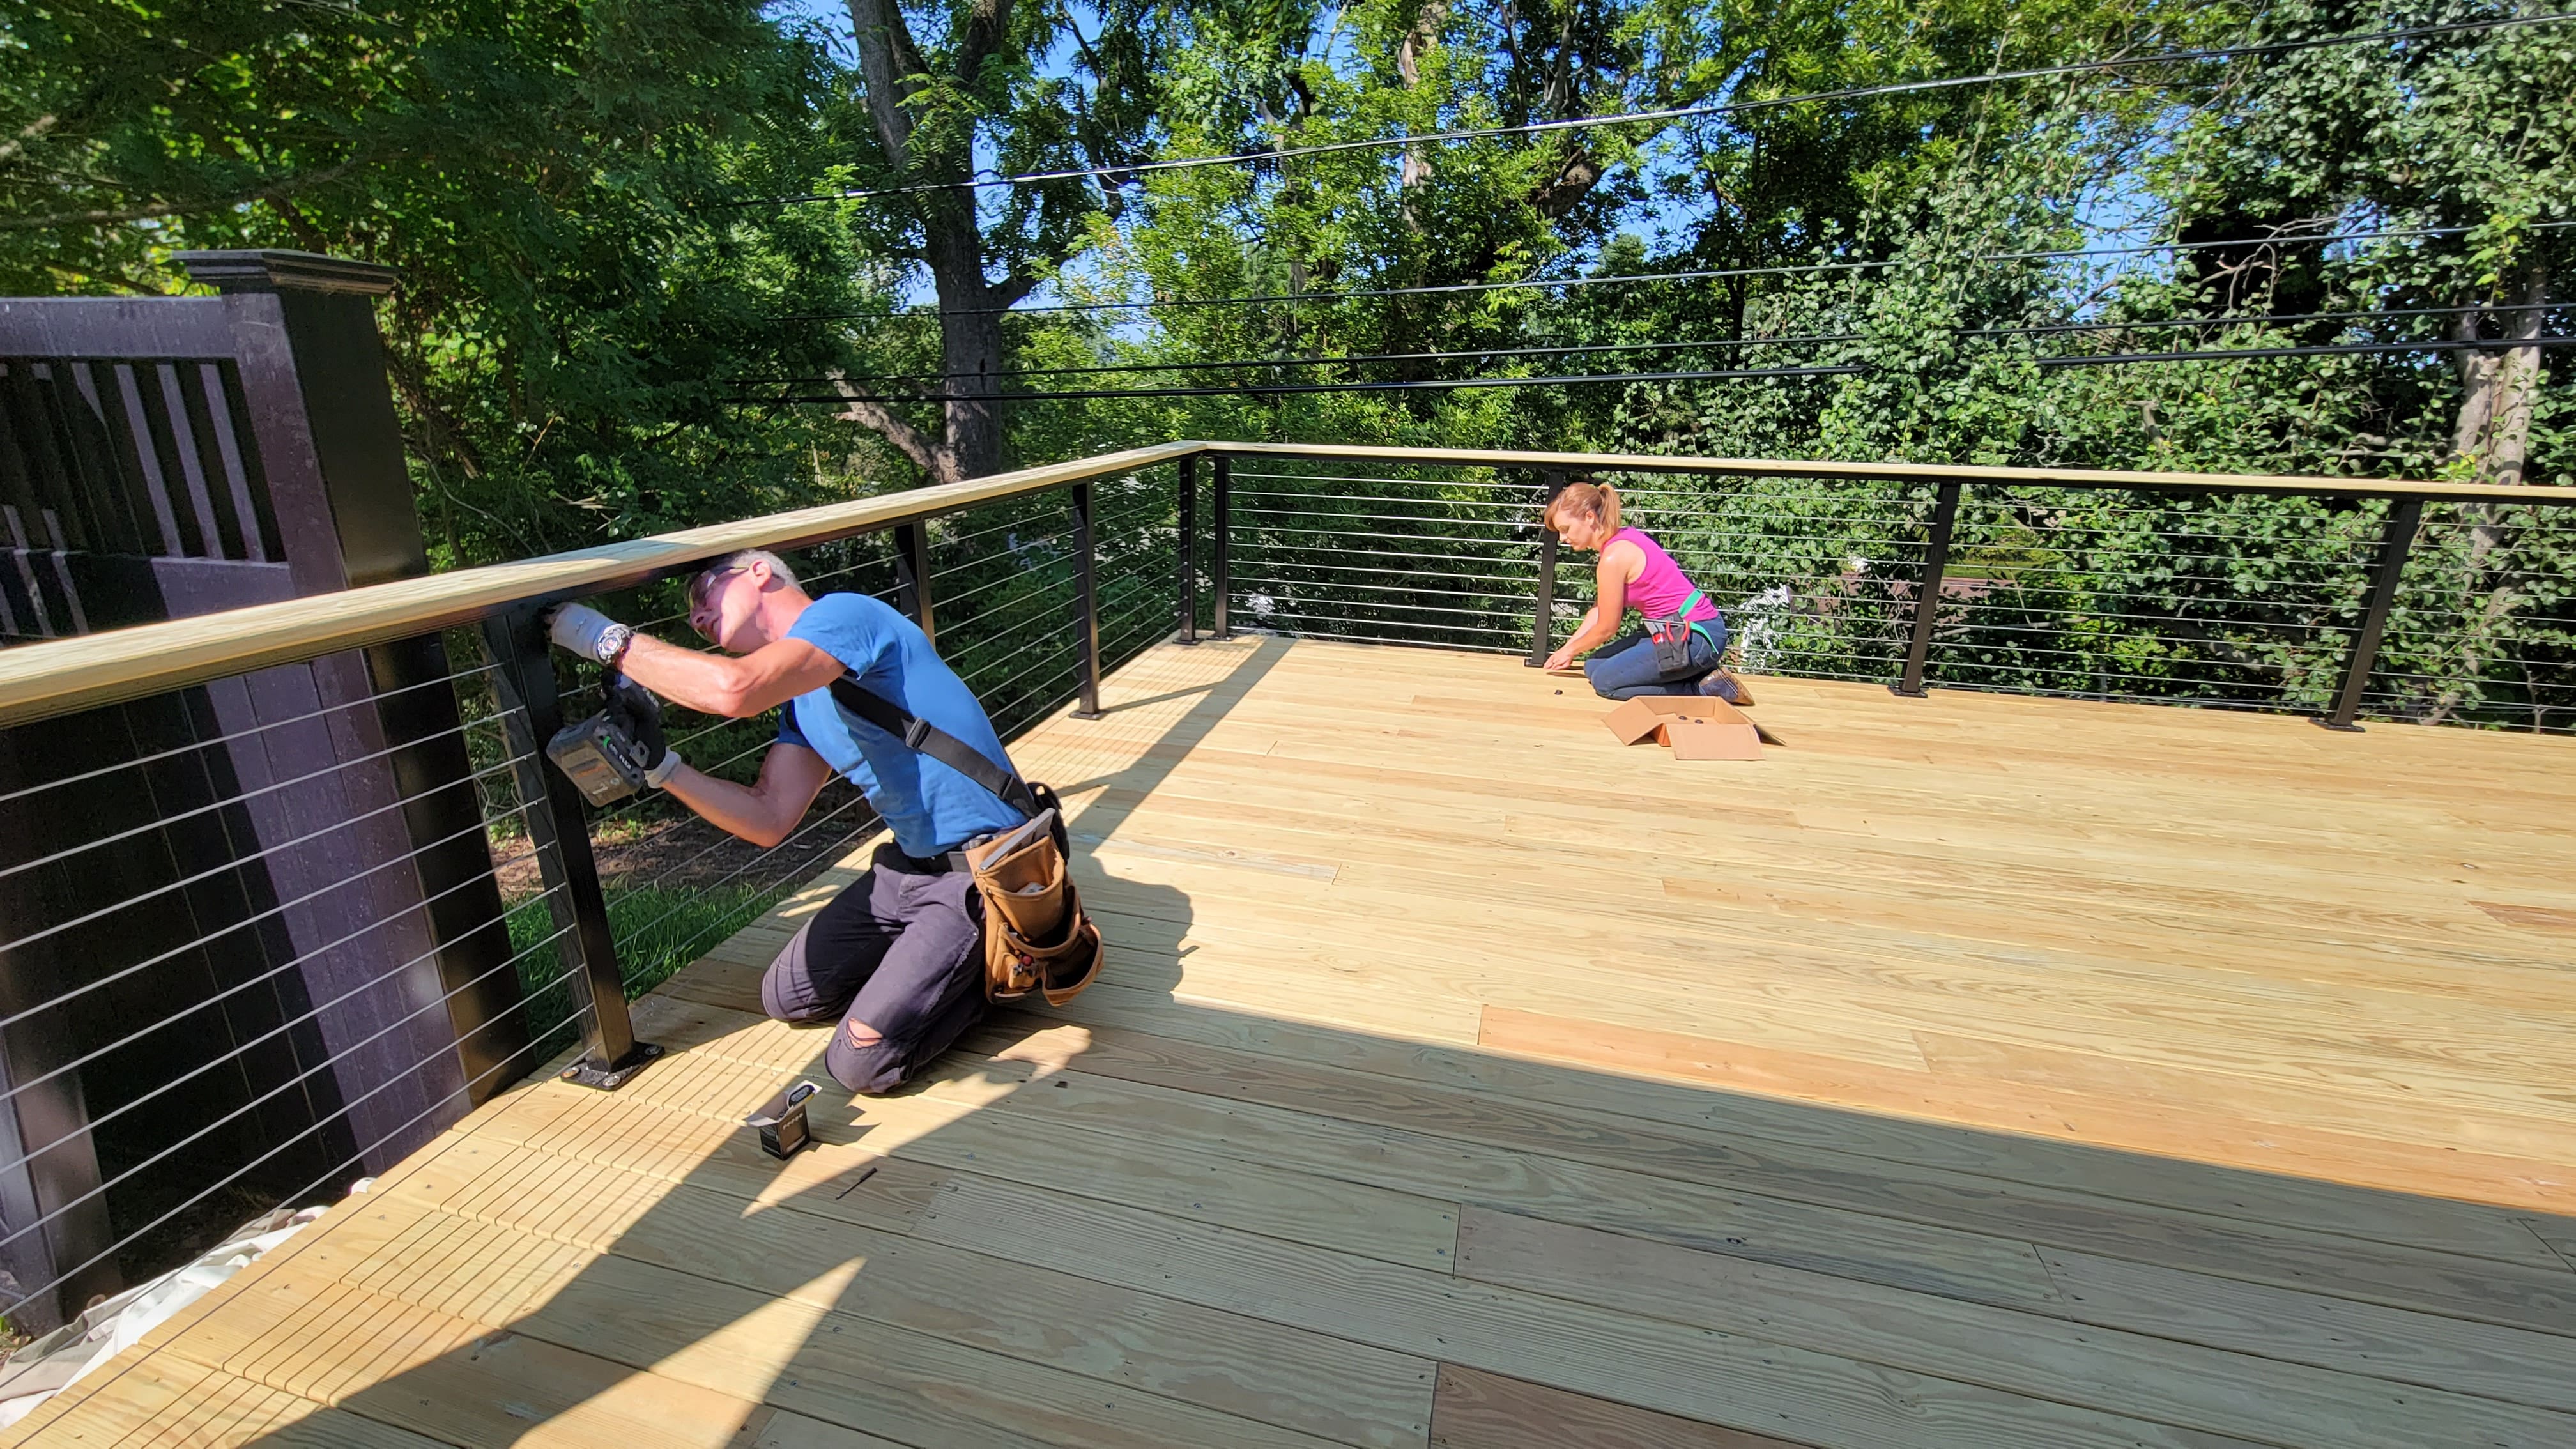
xmin=17 ymin=636 xmax=2576 ymax=1449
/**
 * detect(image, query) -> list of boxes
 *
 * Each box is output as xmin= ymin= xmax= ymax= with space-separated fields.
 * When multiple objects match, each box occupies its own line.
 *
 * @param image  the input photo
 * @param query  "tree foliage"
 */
xmin=2 ymin=0 xmax=2568 ymax=723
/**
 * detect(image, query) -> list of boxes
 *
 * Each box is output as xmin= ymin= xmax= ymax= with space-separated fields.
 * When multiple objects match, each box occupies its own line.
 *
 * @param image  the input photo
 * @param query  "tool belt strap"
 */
xmin=827 ymin=675 xmax=1044 ymax=820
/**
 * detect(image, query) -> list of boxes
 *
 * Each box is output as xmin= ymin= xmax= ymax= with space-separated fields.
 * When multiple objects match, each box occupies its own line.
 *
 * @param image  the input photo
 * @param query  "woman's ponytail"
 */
xmin=1544 ymin=478 xmax=1621 ymax=534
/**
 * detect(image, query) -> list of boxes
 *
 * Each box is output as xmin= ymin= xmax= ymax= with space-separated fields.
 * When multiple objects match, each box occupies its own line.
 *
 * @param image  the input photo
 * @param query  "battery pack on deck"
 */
xmin=746 ymin=1081 xmax=818 ymax=1160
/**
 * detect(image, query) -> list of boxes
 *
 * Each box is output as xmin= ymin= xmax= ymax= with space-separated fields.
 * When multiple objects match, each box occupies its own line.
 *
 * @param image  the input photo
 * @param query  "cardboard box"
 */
xmin=1602 ymin=695 xmax=1762 ymax=760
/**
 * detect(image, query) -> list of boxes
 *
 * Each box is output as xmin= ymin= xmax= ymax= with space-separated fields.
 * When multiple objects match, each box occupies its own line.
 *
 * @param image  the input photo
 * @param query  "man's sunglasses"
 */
xmin=688 ymin=566 xmax=747 ymax=636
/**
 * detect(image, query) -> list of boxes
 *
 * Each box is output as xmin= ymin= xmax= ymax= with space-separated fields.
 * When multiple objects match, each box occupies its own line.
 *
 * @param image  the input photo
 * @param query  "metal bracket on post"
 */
xmin=479 ymin=606 xmax=659 ymax=1091
xmin=1211 ymin=455 xmax=1232 ymax=640
xmin=1527 ymin=470 xmax=1570 ymax=667
xmin=1892 ymin=480 xmax=1963 ymax=698
xmin=893 ymin=520 xmax=935 ymax=646
xmin=1071 ymin=481 xmax=1103 ymax=719
xmin=2319 ymin=494 xmax=2423 ymax=732
xmin=1176 ymin=454 xmax=1199 ymax=645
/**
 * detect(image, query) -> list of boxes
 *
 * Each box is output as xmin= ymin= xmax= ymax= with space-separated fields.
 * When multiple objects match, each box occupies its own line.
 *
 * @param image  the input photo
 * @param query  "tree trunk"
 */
xmin=1395 ymin=1 xmax=1447 ymax=227
xmin=2451 ymin=257 xmax=2549 ymax=490
xmin=923 ymin=199 xmax=1009 ymax=480
xmin=843 ymin=0 xmax=1019 ymax=482
xmin=2426 ymin=257 xmax=2550 ymax=723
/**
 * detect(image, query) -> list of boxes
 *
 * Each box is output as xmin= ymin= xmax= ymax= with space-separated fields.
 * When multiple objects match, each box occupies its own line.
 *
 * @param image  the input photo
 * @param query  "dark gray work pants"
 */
xmin=759 ymin=843 xmax=987 ymax=1094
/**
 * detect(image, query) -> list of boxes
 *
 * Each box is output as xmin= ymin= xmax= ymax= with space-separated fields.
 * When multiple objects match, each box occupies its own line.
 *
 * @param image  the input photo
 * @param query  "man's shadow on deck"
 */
xmin=241 ymin=636 xmax=1290 ymax=1447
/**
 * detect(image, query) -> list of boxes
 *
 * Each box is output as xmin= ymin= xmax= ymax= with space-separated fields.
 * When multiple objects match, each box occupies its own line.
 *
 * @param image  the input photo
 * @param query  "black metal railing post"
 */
xmin=1892 ymin=480 xmax=1965 ymax=697
xmin=1526 ymin=469 xmax=1570 ymax=666
xmin=1071 ymin=481 xmax=1103 ymax=719
xmin=1176 ymin=454 xmax=1199 ymax=645
xmin=1211 ymin=454 xmax=1232 ymax=640
xmin=2320 ymin=494 xmax=2425 ymax=732
xmin=893 ymin=520 xmax=935 ymax=646
xmin=479 ymin=606 xmax=659 ymax=1089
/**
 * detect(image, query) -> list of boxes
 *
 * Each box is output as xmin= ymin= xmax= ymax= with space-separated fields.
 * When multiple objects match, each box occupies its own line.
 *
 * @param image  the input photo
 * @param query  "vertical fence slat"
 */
xmin=1894 ymin=480 xmax=1964 ymax=698
xmin=2322 ymin=495 xmax=2425 ymax=732
xmin=479 ymin=607 xmax=656 ymax=1088
xmin=1176 ymin=454 xmax=1197 ymax=645
xmin=1527 ymin=469 xmax=1569 ymax=666
xmin=1071 ymin=480 xmax=1101 ymax=719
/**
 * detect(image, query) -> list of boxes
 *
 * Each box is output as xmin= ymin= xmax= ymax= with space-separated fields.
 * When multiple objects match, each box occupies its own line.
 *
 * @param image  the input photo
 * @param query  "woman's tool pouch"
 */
xmin=1645 ymin=588 xmax=1716 ymax=673
xmin=827 ymin=678 xmax=1105 ymax=1006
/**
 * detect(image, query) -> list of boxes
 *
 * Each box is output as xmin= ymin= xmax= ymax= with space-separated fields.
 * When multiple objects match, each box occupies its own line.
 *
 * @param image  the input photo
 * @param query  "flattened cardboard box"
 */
xmin=1602 ymin=695 xmax=1761 ymax=760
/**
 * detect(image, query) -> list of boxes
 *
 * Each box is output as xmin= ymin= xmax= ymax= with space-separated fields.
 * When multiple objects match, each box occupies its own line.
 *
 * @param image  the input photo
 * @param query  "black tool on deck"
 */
xmin=746 ymin=1081 xmax=819 ymax=1160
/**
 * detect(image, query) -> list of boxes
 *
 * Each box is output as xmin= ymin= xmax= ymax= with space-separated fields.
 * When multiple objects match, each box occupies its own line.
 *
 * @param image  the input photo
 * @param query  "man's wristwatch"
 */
xmin=594 ymin=622 xmax=634 ymax=665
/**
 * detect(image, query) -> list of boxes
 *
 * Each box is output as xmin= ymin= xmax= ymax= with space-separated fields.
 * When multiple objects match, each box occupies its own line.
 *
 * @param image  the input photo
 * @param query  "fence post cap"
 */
xmin=174 ymin=249 xmax=399 ymax=297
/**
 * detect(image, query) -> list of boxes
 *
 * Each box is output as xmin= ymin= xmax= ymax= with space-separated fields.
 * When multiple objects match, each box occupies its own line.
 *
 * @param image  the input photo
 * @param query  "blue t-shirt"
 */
xmin=772 ymin=592 xmax=1025 ymax=856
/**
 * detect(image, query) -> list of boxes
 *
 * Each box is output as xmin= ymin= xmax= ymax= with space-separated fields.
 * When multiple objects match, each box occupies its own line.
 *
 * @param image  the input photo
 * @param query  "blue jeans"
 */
xmin=1584 ymin=618 xmax=1726 ymax=700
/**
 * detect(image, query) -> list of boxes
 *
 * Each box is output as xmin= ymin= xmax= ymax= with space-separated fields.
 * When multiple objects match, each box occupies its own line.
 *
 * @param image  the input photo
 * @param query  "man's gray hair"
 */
xmin=696 ymin=547 xmax=798 ymax=592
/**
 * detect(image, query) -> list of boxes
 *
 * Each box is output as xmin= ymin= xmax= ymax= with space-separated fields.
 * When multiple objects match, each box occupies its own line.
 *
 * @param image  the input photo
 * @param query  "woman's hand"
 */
xmin=1542 ymin=606 xmax=1599 ymax=673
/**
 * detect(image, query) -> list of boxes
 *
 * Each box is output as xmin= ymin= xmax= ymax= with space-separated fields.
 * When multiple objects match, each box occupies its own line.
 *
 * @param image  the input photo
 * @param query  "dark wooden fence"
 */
xmin=0 ymin=253 xmax=527 ymax=1331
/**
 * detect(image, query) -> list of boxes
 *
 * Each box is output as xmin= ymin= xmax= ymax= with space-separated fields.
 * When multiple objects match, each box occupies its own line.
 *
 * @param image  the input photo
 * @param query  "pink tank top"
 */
xmin=1609 ymin=527 xmax=1719 ymax=623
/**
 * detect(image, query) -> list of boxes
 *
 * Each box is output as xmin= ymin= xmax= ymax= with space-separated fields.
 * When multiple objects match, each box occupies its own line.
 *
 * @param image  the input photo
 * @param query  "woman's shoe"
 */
xmin=1697 ymin=670 xmax=1751 ymax=705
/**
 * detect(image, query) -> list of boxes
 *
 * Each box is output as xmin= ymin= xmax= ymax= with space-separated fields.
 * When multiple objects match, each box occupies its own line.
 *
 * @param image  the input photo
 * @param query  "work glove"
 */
xmin=602 ymin=671 xmax=683 ymax=788
xmin=546 ymin=602 xmax=632 ymax=665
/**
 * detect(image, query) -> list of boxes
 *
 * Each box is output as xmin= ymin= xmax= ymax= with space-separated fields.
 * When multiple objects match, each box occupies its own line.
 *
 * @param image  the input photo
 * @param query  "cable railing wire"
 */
xmin=0 ymin=702 xmax=518 ymax=885
xmin=0 ymin=797 xmax=553 ymax=1116
xmin=0 ymin=745 xmax=540 ymax=1033
xmin=0 ymin=878 xmax=569 ymax=1184
xmin=610 ymin=788 xmax=882 ymax=954
xmin=0 ymin=745 xmax=539 ymax=966
xmin=0 ymin=911 xmax=588 ymax=1281
xmin=1 ymin=967 xmax=595 ymax=1322
xmin=0 ymin=655 xmax=504 ymax=809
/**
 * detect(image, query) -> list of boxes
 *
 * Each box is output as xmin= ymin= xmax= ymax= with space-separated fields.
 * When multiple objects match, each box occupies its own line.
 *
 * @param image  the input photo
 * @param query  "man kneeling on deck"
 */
xmin=544 ymin=549 xmax=1034 ymax=1094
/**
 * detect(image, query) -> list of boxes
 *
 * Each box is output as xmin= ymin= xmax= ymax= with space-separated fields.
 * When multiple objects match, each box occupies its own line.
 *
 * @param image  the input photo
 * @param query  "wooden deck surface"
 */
xmin=17 ymin=636 xmax=2576 ymax=1448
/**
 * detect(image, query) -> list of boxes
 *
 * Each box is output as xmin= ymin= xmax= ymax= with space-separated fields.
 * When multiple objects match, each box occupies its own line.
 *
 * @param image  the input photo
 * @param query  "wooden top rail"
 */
xmin=3 ymin=437 xmax=2568 ymax=727
xmin=0 ymin=442 xmax=1198 ymax=728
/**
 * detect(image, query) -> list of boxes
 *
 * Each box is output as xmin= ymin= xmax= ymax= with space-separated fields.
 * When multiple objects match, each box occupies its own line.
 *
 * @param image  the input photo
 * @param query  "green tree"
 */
xmin=826 ymin=0 xmax=1175 ymax=480
xmin=0 ymin=0 xmax=873 ymax=562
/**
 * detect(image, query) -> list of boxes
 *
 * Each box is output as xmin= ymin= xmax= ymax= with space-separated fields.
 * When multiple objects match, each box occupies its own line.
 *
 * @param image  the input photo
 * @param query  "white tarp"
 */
xmin=0 ymin=1186 xmax=358 ymax=1429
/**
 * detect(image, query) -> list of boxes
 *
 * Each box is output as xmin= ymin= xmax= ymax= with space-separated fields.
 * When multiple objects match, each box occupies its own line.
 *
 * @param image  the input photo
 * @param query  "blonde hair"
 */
xmin=1543 ymin=479 xmax=1620 ymax=535
xmin=696 ymin=547 xmax=799 ymax=592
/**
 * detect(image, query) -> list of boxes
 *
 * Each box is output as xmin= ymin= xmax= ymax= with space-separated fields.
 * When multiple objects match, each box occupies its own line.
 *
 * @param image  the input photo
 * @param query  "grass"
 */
xmin=505 ymin=879 xmax=783 ymax=1061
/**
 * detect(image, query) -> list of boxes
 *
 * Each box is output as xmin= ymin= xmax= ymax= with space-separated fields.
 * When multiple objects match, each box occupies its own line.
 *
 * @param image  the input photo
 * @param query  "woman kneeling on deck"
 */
xmin=1538 ymin=479 xmax=1748 ymax=703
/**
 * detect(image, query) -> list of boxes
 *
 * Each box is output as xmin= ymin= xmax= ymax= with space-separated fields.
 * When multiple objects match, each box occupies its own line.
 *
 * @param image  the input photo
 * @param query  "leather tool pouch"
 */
xmin=963 ymin=797 xmax=1104 ymax=1006
xmin=827 ymin=676 xmax=1105 ymax=1008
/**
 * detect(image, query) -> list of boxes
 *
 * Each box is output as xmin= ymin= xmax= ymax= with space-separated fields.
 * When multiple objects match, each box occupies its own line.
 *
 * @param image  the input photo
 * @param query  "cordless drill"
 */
xmin=544 ymin=668 xmax=669 ymax=806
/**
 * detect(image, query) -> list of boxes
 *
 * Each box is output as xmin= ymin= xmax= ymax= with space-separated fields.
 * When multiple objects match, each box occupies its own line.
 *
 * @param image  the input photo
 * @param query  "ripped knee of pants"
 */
xmin=825 ymin=1025 xmax=905 ymax=1096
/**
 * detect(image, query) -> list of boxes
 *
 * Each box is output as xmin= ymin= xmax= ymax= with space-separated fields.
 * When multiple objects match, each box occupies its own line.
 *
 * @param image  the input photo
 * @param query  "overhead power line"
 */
xmin=757 ymin=12 xmax=2576 ymax=206
xmin=735 ymin=302 xmax=2567 ymax=390
xmin=779 ymin=220 xmax=2576 ymax=323
xmin=740 ymin=334 xmax=2576 ymax=406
